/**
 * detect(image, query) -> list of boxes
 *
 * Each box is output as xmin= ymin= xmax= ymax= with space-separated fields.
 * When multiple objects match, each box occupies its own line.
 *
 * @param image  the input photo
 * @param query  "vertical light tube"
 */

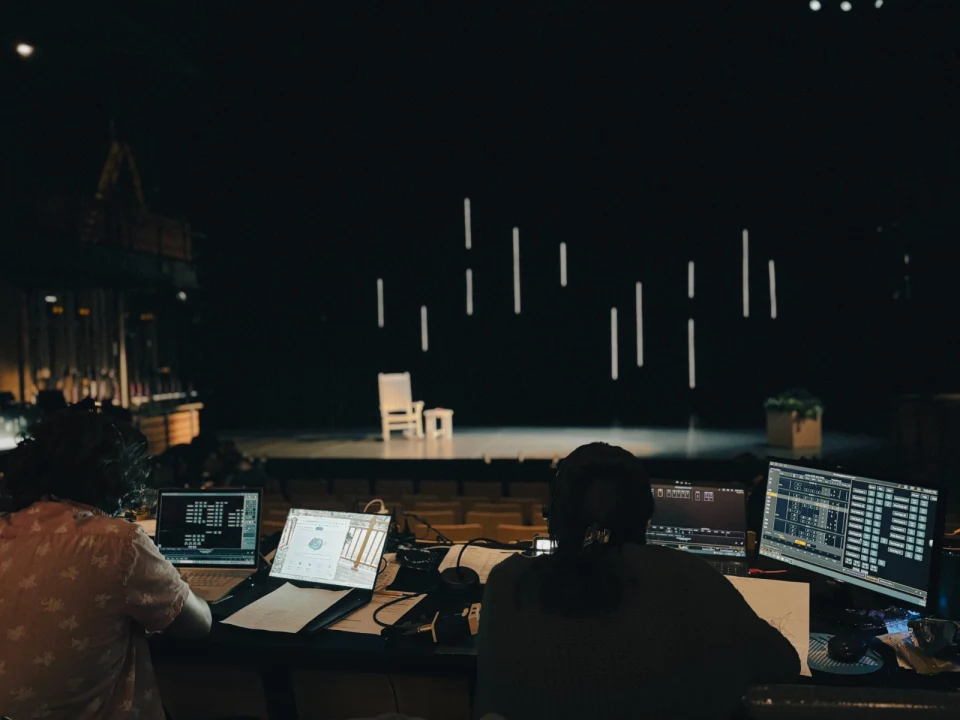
xmin=513 ymin=227 xmax=521 ymax=314
xmin=466 ymin=269 xmax=473 ymax=316
xmin=636 ymin=282 xmax=644 ymax=367
xmin=118 ymin=292 xmax=129 ymax=409
xmin=611 ymin=308 xmax=619 ymax=380
xmin=688 ymin=261 xmax=695 ymax=299
xmin=742 ymin=229 xmax=750 ymax=318
xmin=464 ymin=198 xmax=472 ymax=250
xmin=560 ymin=242 xmax=568 ymax=287
xmin=421 ymin=306 xmax=428 ymax=352
xmin=376 ymin=278 xmax=384 ymax=328
xmin=768 ymin=260 xmax=777 ymax=319
xmin=688 ymin=318 xmax=696 ymax=389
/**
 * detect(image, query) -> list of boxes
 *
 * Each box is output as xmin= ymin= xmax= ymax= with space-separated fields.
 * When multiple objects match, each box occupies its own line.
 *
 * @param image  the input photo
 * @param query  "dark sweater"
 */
xmin=475 ymin=544 xmax=800 ymax=720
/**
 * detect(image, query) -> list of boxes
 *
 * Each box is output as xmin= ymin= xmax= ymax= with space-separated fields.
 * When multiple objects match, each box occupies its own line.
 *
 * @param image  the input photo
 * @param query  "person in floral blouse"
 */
xmin=0 ymin=409 xmax=212 ymax=720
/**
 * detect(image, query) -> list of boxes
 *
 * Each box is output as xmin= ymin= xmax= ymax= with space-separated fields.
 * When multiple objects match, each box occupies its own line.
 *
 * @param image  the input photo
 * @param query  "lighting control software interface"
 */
xmin=759 ymin=461 xmax=938 ymax=606
xmin=648 ymin=482 xmax=747 ymax=557
xmin=156 ymin=491 xmax=259 ymax=566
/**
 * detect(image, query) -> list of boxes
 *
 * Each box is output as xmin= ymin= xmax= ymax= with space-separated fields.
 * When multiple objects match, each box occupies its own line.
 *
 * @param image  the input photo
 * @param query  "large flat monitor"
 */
xmin=155 ymin=488 xmax=262 ymax=568
xmin=270 ymin=508 xmax=391 ymax=590
xmin=759 ymin=461 xmax=942 ymax=608
xmin=648 ymin=480 xmax=747 ymax=558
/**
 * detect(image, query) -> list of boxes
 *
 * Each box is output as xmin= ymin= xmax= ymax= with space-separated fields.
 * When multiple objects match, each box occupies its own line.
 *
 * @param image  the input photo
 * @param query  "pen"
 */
xmin=377 ymin=590 xmax=412 ymax=597
xmin=210 ymin=595 xmax=234 ymax=604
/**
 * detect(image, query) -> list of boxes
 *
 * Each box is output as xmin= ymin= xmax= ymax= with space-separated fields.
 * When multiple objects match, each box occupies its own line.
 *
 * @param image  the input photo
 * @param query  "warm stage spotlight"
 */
xmin=16 ymin=43 xmax=35 ymax=58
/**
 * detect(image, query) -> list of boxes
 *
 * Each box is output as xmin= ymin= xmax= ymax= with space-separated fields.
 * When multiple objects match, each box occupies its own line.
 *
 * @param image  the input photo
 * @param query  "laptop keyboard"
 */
xmin=181 ymin=571 xmax=238 ymax=587
xmin=706 ymin=559 xmax=749 ymax=577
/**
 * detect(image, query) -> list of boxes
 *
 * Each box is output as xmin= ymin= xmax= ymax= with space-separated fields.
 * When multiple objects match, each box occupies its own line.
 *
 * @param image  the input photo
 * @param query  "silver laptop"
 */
xmin=155 ymin=488 xmax=263 ymax=601
xmin=266 ymin=507 xmax=393 ymax=632
xmin=648 ymin=480 xmax=749 ymax=576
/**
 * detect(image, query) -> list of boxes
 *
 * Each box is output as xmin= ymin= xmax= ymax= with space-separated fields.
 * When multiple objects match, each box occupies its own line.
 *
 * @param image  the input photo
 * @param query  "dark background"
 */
xmin=3 ymin=1 xmax=957 ymax=433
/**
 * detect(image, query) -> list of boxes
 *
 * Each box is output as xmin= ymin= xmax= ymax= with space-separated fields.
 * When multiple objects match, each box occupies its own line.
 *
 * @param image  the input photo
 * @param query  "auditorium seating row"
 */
xmin=260 ymin=478 xmax=551 ymax=544
xmin=284 ymin=478 xmax=551 ymax=503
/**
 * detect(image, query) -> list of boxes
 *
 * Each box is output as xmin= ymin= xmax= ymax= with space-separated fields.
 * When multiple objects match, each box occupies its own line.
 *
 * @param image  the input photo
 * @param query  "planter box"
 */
xmin=766 ymin=411 xmax=822 ymax=449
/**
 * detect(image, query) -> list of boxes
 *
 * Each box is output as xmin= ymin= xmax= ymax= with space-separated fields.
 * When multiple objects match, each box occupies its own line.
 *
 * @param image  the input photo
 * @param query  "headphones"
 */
xmin=543 ymin=454 xmax=653 ymax=547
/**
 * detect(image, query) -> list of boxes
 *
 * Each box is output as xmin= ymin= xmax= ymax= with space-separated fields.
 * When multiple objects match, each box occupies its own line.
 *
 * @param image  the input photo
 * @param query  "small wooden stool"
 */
xmin=423 ymin=408 xmax=454 ymax=439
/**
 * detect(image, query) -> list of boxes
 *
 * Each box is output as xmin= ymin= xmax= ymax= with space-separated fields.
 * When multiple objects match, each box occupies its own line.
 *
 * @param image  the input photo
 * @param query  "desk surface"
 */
xmin=152 ymin=546 xmax=960 ymax=689
xmin=152 ymin=557 xmax=480 ymax=675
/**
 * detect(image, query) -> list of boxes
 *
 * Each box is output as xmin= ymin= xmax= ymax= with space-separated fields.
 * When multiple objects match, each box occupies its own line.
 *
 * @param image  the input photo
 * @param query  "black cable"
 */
xmin=455 ymin=537 xmax=515 ymax=571
xmin=378 ymin=540 xmax=514 ymax=627
xmin=387 ymin=675 xmax=400 ymax=714
xmin=372 ymin=589 xmax=430 ymax=628
xmin=402 ymin=512 xmax=453 ymax=544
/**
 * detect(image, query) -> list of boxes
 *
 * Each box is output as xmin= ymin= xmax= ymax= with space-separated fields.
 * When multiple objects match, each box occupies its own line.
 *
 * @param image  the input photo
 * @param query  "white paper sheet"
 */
xmin=221 ymin=582 xmax=350 ymax=633
xmin=375 ymin=553 xmax=400 ymax=591
xmin=437 ymin=546 xmax=520 ymax=584
xmin=329 ymin=592 xmax=426 ymax=635
xmin=724 ymin=575 xmax=811 ymax=677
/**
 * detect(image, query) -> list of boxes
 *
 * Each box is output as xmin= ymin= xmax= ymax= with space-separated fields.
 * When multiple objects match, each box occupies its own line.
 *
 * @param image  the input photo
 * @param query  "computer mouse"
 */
xmin=827 ymin=632 xmax=867 ymax=663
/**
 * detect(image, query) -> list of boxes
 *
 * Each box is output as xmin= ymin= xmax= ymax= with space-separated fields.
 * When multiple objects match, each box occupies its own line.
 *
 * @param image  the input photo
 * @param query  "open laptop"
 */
xmin=155 ymin=488 xmax=263 ymax=601
xmin=648 ymin=480 xmax=749 ymax=576
xmin=267 ymin=507 xmax=392 ymax=632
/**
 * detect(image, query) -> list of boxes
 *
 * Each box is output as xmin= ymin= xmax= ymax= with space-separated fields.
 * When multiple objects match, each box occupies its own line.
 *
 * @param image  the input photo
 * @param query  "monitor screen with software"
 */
xmin=155 ymin=489 xmax=261 ymax=567
xmin=648 ymin=481 xmax=747 ymax=558
xmin=270 ymin=508 xmax=391 ymax=590
xmin=758 ymin=461 xmax=941 ymax=608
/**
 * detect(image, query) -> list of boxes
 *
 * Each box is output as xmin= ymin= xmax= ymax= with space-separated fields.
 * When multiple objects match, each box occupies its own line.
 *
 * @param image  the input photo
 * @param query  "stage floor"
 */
xmin=233 ymin=426 xmax=883 ymax=462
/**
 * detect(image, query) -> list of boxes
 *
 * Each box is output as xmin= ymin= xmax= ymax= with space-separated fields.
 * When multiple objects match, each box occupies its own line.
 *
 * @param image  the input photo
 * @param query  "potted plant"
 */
xmin=764 ymin=389 xmax=824 ymax=448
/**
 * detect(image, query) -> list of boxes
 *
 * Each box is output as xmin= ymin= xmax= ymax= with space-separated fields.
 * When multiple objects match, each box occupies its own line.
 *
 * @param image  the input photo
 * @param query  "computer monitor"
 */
xmin=758 ymin=461 xmax=943 ymax=608
xmin=648 ymin=480 xmax=747 ymax=558
xmin=155 ymin=488 xmax=262 ymax=568
xmin=270 ymin=508 xmax=391 ymax=591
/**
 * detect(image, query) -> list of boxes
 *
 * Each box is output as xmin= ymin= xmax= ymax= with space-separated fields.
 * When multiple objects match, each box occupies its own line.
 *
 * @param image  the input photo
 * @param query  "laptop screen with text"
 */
xmin=155 ymin=489 xmax=261 ymax=568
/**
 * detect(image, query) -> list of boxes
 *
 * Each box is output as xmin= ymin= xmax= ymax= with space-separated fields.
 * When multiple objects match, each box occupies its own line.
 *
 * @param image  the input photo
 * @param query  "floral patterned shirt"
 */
xmin=0 ymin=501 xmax=190 ymax=720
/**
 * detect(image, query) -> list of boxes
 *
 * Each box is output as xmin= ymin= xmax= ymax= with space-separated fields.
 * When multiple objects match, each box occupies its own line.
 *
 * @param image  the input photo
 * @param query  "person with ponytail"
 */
xmin=474 ymin=443 xmax=799 ymax=720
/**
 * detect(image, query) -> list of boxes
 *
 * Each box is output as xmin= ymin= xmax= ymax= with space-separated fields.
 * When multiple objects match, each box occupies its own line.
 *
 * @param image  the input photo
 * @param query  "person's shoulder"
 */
xmin=626 ymin=543 xmax=726 ymax=577
xmin=60 ymin=506 xmax=145 ymax=551
xmin=485 ymin=552 xmax=535 ymax=586
xmin=3 ymin=501 xmax=138 ymax=539
xmin=76 ymin=513 xmax=140 ymax=540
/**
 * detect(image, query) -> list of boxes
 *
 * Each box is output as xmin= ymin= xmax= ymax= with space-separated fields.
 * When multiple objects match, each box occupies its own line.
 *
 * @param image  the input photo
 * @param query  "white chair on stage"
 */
xmin=378 ymin=372 xmax=424 ymax=442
